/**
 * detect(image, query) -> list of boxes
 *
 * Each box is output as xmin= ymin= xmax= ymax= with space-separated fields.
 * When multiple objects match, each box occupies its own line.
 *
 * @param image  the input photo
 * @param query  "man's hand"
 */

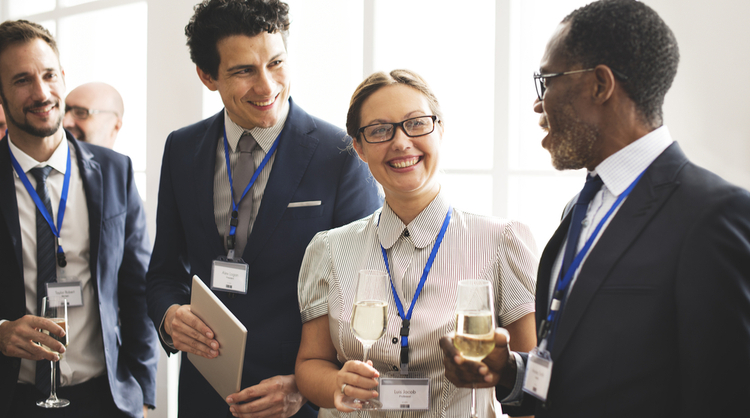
xmin=226 ymin=374 xmax=306 ymax=418
xmin=0 ymin=315 xmax=65 ymax=361
xmin=165 ymin=304 xmax=218 ymax=358
xmin=440 ymin=328 xmax=517 ymax=389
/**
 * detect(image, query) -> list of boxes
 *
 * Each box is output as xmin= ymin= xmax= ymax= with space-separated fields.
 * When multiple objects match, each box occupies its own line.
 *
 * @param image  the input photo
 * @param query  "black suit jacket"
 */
xmin=146 ymin=99 xmax=382 ymax=417
xmin=0 ymin=132 xmax=159 ymax=418
xmin=502 ymin=143 xmax=750 ymax=417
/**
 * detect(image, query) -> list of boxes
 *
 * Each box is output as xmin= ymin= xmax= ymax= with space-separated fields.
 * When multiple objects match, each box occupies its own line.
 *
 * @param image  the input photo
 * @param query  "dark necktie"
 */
xmin=561 ymin=174 xmax=604 ymax=279
xmin=30 ymin=166 xmax=58 ymax=393
xmin=226 ymin=133 xmax=256 ymax=258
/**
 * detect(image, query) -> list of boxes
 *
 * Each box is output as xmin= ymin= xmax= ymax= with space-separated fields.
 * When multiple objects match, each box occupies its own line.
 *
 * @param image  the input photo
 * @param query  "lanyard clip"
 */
xmin=400 ymin=319 xmax=410 ymax=337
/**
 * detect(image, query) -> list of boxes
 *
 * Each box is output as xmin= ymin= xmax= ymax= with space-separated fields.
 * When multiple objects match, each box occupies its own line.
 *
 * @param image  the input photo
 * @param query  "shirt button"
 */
xmin=392 ymin=337 xmax=398 ymax=344
xmin=392 ymin=366 xmax=399 ymax=371
xmin=404 ymin=230 xmax=410 ymax=237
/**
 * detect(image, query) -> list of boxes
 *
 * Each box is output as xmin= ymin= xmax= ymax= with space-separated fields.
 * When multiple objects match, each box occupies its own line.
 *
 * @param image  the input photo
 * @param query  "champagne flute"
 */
xmin=37 ymin=296 xmax=70 ymax=408
xmin=342 ymin=269 xmax=389 ymax=410
xmin=454 ymin=280 xmax=495 ymax=418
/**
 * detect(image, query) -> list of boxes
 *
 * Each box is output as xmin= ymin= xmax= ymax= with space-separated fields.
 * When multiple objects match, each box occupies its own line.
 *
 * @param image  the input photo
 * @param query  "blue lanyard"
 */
xmin=540 ymin=170 xmax=646 ymax=350
xmin=379 ymin=206 xmax=452 ymax=373
xmin=8 ymin=137 xmax=72 ymax=267
xmin=222 ymin=127 xmax=280 ymax=253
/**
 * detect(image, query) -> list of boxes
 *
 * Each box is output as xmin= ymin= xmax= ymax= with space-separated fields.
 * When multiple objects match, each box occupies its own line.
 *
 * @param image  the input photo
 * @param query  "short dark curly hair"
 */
xmin=185 ymin=0 xmax=290 ymax=79
xmin=561 ymin=0 xmax=679 ymax=127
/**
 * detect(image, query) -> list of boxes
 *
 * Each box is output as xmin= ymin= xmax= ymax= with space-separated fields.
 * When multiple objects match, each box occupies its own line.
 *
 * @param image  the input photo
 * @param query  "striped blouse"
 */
xmin=298 ymin=191 xmax=538 ymax=418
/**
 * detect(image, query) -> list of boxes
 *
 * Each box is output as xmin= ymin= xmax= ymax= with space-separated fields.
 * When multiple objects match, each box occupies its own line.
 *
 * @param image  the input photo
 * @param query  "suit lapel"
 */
xmin=193 ymin=112 xmax=226 ymax=257
xmin=536 ymin=213 xmax=571 ymax=325
xmin=72 ymin=136 xmax=103 ymax=289
xmin=551 ymin=143 xmax=687 ymax=357
xmin=241 ymin=100 xmax=319 ymax=266
xmin=0 ymin=136 xmax=23 ymax=277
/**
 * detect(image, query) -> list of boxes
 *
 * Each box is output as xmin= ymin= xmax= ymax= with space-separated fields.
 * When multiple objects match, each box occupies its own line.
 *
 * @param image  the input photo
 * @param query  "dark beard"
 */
xmin=0 ymin=89 xmax=61 ymax=138
xmin=546 ymin=103 xmax=600 ymax=171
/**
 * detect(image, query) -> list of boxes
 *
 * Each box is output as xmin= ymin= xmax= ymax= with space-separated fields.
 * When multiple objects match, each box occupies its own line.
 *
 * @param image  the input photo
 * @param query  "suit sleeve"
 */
xmin=117 ymin=156 xmax=160 ymax=406
xmin=675 ymin=189 xmax=750 ymax=416
xmin=146 ymin=133 xmax=191 ymax=354
xmin=332 ymin=145 xmax=382 ymax=227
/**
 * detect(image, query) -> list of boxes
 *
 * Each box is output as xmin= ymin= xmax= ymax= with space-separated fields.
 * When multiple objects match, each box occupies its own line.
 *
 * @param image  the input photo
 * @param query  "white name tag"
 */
xmin=523 ymin=347 xmax=553 ymax=401
xmin=379 ymin=377 xmax=430 ymax=410
xmin=46 ymin=282 xmax=83 ymax=307
xmin=211 ymin=260 xmax=249 ymax=294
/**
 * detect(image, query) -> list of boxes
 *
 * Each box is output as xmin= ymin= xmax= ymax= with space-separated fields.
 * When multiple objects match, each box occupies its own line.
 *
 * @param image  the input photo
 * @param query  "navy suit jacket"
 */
xmin=502 ymin=143 xmax=750 ymax=417
xmin=0 ymin=132 xmax=159 ymax=418
xmin=146 ymin=99 xmax=382 ymax=417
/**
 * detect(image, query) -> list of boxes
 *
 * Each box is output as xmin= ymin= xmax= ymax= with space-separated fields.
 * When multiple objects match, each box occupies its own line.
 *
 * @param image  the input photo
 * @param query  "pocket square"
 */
xmin=287 ymin=201 xmax=322 ymax=208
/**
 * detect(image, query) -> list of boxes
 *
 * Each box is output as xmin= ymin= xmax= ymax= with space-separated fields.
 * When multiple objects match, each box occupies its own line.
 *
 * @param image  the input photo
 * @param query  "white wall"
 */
xmin=650 ymin=0 xmax=750 ymax=191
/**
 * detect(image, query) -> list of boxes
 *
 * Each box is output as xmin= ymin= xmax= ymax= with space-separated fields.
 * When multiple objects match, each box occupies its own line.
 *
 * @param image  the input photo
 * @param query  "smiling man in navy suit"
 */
xmin=0 ymin=20 xmax=158 ymax=418
xmin=145 ymin=1 xmax=381 ymax=417
xmin=440 ymin=1 xmax=750 ymax=417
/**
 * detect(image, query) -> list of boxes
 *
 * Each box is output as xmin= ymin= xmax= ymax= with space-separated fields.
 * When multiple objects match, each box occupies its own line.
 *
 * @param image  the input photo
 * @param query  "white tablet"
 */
xmin=187 ymin=275 xmax=248 ymax=400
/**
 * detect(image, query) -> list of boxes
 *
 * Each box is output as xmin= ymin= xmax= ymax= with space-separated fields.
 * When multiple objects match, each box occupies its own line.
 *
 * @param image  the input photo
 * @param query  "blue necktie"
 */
xmin=31 ymin=166 xmax=57 ymax=394
xmin=561 ymin=174 xmax=603 ymax=276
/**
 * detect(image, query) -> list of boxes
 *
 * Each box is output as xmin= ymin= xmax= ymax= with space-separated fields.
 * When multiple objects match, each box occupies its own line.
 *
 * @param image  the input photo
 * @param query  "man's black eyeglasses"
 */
xmin=358 ymin=115 xmax=439 ymax=144
xmin=533 ymin=67 xmax=628 ymax=101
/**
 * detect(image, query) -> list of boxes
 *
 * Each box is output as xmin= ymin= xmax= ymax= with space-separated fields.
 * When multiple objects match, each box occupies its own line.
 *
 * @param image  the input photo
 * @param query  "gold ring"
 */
xmin=341 ymin=383 xmax=348 ymax=394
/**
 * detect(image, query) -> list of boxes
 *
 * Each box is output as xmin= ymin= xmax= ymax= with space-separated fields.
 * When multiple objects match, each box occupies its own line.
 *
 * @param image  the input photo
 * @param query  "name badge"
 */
xmin=46 ymin=282 xmax=83 ymax=307
xmin=379 ymin=375 xmax=430 ymax=410
xmin=523 ymin=347 xmax=553 ymax=401
xmin=211 ymin=259 xmax=249 ymax=294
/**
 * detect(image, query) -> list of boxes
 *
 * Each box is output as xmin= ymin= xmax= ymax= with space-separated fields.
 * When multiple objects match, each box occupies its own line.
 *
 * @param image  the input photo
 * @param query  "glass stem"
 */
xmin=49 ymin=360 xmax=59 ymax=401
xmin=471 ymin=384 xmax=478 ymax=418
xmin=362 ymin=343 xmax=372 ymax=364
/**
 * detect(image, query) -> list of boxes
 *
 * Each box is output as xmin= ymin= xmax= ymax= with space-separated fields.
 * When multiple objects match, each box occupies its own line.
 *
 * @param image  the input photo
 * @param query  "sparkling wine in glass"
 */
xmin=454 ymin=280 xmax=495 ymax=418
xmin=37 ymin=297 xmax=70 ymax=408
xmin=342 ymin=269 xmax=389 ymax=410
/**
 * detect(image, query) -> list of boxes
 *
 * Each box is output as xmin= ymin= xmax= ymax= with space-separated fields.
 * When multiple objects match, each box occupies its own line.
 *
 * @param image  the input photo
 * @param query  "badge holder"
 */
xmin=211 ymin=252 xmax=249 ymax=295
xmin=379 ymin=370 xmax=430 ymax=410
xmin=523 ymin=346 xmax=553 ymax=402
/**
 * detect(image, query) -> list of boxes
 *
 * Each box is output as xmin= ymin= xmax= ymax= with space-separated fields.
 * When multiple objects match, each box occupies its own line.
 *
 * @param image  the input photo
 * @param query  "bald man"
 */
xmin=63 ymin=82 xmax=124 ymax=149
xmin=0 ymin=104 xmax=6 ymax=133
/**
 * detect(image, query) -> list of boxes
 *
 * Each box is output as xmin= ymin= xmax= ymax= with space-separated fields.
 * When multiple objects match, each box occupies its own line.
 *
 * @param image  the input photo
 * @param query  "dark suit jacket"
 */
xmin=0 ymin=132 xmax=159 ymax=418
xmin=501 ymin=143 xmax=750 ymax=417
xmin=146 ymin=99 xmax=382 ymax=417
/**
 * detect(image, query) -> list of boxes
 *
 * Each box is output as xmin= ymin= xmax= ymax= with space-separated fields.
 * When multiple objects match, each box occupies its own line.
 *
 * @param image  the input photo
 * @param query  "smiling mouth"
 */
xmin=27 ymin=102 xmax=57 ymax=116
xmin=250 ymin=94 xmax=278 ymax=107
xmin=389 ymin=156 xmax=421 ymax=168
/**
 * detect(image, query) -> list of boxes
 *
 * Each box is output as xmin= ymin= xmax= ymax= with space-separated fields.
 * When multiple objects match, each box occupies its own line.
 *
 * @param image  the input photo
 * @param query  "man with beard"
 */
xmin=0 ymin=20 xmax=158 ymax=417
xmin=439 ymin=1 xmax=750 ymax=417
xmin=63 ymin=82 xmax=124 ymax=149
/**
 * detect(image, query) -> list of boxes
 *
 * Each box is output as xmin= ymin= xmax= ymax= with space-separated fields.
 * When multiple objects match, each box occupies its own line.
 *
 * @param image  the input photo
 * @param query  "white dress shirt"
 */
xmin=6 ymin=134 xmax=106 ymax=386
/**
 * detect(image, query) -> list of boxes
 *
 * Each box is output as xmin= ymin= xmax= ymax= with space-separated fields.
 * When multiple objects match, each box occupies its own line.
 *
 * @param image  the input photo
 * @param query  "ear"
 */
xmin=352 ymin=137 xmax=368 ymax=163
xmin=592 ymin=64 xmax=616 ymax=104
xmin=113 ymin=117 xmax=123 ymax=133
xmin=196 ymin=65 xmax=218 ymax=91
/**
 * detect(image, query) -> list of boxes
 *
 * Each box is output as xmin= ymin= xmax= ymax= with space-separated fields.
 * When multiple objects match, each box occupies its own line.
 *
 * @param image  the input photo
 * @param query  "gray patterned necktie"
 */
xmin=227 ymin=133 xmax=256 ymax=258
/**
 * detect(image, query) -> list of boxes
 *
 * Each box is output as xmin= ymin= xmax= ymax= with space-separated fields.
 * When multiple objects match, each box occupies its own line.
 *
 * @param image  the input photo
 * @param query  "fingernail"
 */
xmin=227 ymin=398 xmax=233 ymax=404
xmin=211 ymin=350 xmax=218 ymax=356
xmin=211 ymin=342 xmax=218 ymax=349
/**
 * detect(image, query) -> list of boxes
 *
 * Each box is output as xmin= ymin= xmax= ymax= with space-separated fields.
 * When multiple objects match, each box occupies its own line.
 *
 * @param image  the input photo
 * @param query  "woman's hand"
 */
xmin=333 ymin=359 xmax=380 ymax=412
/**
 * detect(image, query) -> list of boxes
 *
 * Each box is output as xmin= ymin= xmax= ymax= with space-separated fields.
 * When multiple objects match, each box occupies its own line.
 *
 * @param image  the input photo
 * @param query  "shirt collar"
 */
xmin=7 ymin=132 xmax=69 ymax=176
xmin=223 ymin=98 xmax=290 ymax=153
xmin=592 ymin=125 xmax=674 ymax=196
xmin=378 ymin=190 xmax=451 ymax=250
